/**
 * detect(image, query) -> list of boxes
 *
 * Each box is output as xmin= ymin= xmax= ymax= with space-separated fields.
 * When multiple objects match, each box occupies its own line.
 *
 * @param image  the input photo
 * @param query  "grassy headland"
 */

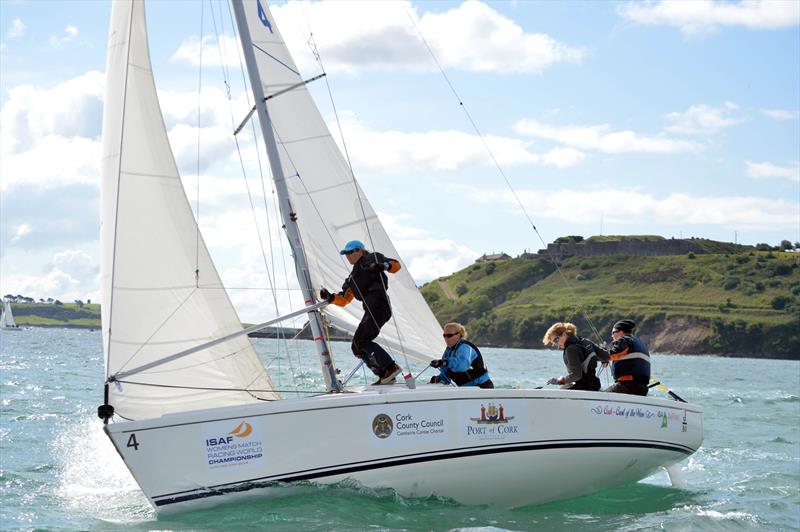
xmin=421 ymin=247 xmax=799 ymax=359
xmin=7 ymin=302 xmax=101 ymax=327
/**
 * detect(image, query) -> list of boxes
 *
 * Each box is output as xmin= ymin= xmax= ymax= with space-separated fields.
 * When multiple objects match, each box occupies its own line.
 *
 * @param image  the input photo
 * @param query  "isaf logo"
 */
xmin=206 ymin=420 xmax=253 ymax=446
xmin=372 ymin=413 xmax=393 ymax=439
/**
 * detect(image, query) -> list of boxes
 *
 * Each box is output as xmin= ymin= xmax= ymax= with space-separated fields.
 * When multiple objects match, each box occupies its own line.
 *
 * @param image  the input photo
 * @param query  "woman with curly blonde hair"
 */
xmin=542 ymin=322 xmax=606 ymax=391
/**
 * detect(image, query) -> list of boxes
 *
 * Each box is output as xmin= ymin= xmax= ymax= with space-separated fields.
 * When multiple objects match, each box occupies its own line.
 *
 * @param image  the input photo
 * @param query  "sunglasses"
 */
xmin=443 ymin=332 xmax=459 ymax=338
xmin=551 ymin=335 xmax=561 ymax=346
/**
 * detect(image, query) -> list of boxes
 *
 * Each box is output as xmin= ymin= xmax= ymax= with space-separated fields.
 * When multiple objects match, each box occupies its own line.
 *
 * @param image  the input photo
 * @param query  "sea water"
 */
xmin=1 ymin=327 xmax=798 ymax=531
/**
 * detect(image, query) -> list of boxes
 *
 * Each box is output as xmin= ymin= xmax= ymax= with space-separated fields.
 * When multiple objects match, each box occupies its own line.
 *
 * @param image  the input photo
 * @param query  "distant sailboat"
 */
xmin=98 ymin=0 xmax=703 ymax=514
xmin=1 ymin=301 xmax=21 ymax=331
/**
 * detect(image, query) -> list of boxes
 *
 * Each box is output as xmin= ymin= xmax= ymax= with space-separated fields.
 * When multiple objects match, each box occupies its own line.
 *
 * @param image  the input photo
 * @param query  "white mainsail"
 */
xmin=236 ymin=0 xmax=444 ymax=362
xmin=100 ymin=0 xmax=278 ymax=422
xmin=1 ymin=302 xmax=17 ymax=328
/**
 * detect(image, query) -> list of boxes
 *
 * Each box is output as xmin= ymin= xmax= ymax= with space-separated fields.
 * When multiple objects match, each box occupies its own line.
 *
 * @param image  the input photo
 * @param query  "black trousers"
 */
xmin=351 ymin=296 xmax=395 ymax=376
xmin=604 ymin=380 xmax=648 ymax=396
xmin=570 ymin=377 xmax=601 ymax=391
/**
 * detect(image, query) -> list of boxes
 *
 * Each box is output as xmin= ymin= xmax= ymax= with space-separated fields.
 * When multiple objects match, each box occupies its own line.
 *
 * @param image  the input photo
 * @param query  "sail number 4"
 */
xmin=127 ymin=433 xmax=140 ymax=451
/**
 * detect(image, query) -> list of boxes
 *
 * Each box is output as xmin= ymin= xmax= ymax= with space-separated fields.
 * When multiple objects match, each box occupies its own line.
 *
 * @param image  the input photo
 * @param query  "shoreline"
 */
xmin=14 ymin=323 xmax=797 ymax=360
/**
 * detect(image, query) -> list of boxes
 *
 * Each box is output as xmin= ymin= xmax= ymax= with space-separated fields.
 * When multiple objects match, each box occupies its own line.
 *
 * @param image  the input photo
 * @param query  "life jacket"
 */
xmin=343 ymin=252 xmax=393 ymax=302
xmin=445 ymin=340 xmax=488 ymax=386
xmin=566 ymin=336 xmax=601 ymax=390
xmin=610 ymin=335 xmax=651 ymax=385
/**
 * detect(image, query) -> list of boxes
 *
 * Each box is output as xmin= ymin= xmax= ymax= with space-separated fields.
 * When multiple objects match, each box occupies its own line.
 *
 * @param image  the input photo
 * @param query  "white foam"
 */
xmin=52 ymin=414 xmax=154 ymax=523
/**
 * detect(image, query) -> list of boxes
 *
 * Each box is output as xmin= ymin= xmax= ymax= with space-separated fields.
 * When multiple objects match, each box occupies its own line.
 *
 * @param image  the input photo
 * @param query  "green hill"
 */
xmin=8 ymin=302 xmax=101 ymax=327
xmin=421 ymin=249 xmax=800 ymax=359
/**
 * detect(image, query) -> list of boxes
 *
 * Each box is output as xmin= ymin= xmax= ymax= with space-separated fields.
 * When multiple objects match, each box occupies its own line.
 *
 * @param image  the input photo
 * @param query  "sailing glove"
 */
xmin=547 ymin=376 xmax=565 ymax=385
xmin=319 ymin=288 xmax=335 ymax=303
xmin=430 ymin=359 xmax=447 ymax=368
xmin=370 ymin=261 xmax=390 ymax=271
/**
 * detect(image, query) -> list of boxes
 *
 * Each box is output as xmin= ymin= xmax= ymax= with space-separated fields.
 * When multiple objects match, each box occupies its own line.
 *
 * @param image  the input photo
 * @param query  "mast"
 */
xmin=231 ymin=0 xmax=341 ymax=392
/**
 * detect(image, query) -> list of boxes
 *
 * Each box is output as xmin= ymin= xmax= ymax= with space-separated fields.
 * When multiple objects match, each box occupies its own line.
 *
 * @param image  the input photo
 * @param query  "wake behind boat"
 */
xmin=98 ymin=0 xmax=703 ymax=514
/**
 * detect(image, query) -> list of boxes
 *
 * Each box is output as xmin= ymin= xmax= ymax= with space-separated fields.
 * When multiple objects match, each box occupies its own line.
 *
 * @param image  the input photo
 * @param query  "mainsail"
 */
xmin=235 ymin=0 xmax=444 ymax=362
xmin=100 ymin=0 xmax=277 ymax=422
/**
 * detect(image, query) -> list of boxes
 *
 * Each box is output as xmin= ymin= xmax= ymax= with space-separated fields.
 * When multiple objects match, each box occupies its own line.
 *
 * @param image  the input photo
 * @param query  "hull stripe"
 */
xmin=152 ymin=439 xmax=694 ymax=507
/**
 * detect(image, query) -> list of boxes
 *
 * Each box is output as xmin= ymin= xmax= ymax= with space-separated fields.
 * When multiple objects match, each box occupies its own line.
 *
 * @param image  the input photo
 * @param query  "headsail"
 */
xmin=235 ymin=0 xmax=444 ymax=362
xmin=100 ymin=0 xmax=278 ymax=421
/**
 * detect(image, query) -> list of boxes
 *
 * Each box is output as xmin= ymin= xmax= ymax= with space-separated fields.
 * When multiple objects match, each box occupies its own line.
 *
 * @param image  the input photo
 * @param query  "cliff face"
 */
xmin=647 ymin=317 xmax=713 ymax=354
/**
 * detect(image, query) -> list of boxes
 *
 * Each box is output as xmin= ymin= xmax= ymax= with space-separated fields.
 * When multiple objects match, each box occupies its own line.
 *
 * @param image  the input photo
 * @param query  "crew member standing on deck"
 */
xmin=319 ymin=240 xmax=402 ymax=385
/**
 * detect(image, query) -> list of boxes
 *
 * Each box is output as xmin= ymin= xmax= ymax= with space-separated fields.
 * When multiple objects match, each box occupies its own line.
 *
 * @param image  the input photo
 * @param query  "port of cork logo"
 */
xmin=464 ymin=402 xmax=520 ymax=439
xmin=470 ymin=402 xmax=514 ymax=424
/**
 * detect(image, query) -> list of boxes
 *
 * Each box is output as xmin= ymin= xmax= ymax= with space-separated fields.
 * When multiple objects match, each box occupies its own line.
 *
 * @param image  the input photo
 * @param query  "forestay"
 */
xmin=100 ymin=0 xmax=278 ymax=422
xmin=237 ymin=0 xmax=443 ymax=362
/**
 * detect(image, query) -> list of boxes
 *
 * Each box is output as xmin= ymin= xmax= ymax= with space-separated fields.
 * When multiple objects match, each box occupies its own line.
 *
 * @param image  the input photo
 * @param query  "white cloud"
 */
xmin=2 ymin=248 xmax=99 ymax=303
xmin=746 ymin=160 xmax=800 ymax=182
xmin=465 ymin=186 xmax=799 ymax=230
xmin=52 ymin=249 xmax=95 ymax=278
xmin=514 ymin=119 xmax=701 ymax=154
xmin=9 ymin=224 xmax=31 ymax=246
xmin=618 ymin=0 xmax=800 ymax=35
xmin=172 ymin=1 xmax=586 ymax=75
xmin=380 ymin=213 xmax=478 ymax=281
xmin=762 ymin=109 xmax=798 ymax=121
xmin=0 ymin=70 xmax=104 ymax=154
xmin=0 ymin=135 xmax=100 ymax=191
xmin=7 ymin=17 xmax=25 ymax=39
xmin=664 ymin=102 xmax=743 ymax=135
xmin=334 ymin=112 xmax=583 ymax=173
xmin=49 ymin=24 xmax=79 ymax=48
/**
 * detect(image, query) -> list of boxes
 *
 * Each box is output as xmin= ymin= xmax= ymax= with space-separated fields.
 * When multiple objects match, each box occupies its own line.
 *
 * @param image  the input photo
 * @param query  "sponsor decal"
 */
xmin=203 ymin=419 xmax=264 ymax=471
xmin=372 ymin=413 xmax=393 ymax=439
xmin=369 ymin=404 xmax=448 ymax=445
xmin=589 ymin=404 xmax=682 ymax=430
xmin=461 ymin=402 xmax=523 ymax=441
xmin=470 ymin=402 xmax=514 ymax=424
xmin=257 ymin=0 xmax=273 ymax=33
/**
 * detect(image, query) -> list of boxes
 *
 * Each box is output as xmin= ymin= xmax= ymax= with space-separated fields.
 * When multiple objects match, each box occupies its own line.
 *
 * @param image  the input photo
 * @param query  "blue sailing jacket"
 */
xmin=438 ymin=340 xmax=490 ymax=387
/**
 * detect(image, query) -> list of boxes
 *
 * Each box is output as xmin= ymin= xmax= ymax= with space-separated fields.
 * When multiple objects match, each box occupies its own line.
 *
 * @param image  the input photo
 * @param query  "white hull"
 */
xmin=105 ymin=385 xmax=703 ymax=513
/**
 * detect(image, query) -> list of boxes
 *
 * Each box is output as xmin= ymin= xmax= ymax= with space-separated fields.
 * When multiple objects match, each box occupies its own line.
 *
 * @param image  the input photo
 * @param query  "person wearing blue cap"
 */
xmin=319 ymin=240 xmax=403 ymax=385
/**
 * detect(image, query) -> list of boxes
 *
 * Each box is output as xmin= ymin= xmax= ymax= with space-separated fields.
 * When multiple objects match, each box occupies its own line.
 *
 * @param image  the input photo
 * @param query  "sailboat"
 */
xmin=1 ymin=301 xmax=21 ymax=331
xmin=99 ymin=0 xmax=703 ymax=514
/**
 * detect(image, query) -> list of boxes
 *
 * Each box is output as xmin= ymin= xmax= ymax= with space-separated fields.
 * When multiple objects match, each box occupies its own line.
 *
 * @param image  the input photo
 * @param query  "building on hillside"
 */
xmin=476 ymin=252 xmax=511 ymax=262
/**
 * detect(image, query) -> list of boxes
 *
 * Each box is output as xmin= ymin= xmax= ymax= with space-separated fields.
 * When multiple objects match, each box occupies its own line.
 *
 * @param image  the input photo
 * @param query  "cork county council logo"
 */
xmin=372 ymin=413 xmax=393 ymax=438
xmin=470 ymin=402 xmax=514 ymax=424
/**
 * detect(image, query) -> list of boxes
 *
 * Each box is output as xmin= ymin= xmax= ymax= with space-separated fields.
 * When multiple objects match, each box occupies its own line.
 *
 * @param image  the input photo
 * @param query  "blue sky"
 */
xmin=1 ymin=0 xmax=798 ymax=321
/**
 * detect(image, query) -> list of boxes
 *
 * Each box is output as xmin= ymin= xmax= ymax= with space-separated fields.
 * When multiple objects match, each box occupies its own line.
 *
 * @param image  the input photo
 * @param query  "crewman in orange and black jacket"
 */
xmin=604 ymin=319 xmax=651 ymax=396
xmin=320 ymin=240 xmax=403 ymax=385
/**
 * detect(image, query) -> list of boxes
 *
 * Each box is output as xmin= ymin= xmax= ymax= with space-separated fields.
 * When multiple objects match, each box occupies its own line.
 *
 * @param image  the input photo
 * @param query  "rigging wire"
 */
xmin=194 ymin=0 xmax=205 ymax=288
xmin=296 ymin=1 xmax=414 ymax=379
xmin=224 ymin=0 xmax=308 ymax=377
xmin=400 ymin=3 xmax=606 ymax=346
xmin=212 ymin=0 xmax=301 ymax=395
